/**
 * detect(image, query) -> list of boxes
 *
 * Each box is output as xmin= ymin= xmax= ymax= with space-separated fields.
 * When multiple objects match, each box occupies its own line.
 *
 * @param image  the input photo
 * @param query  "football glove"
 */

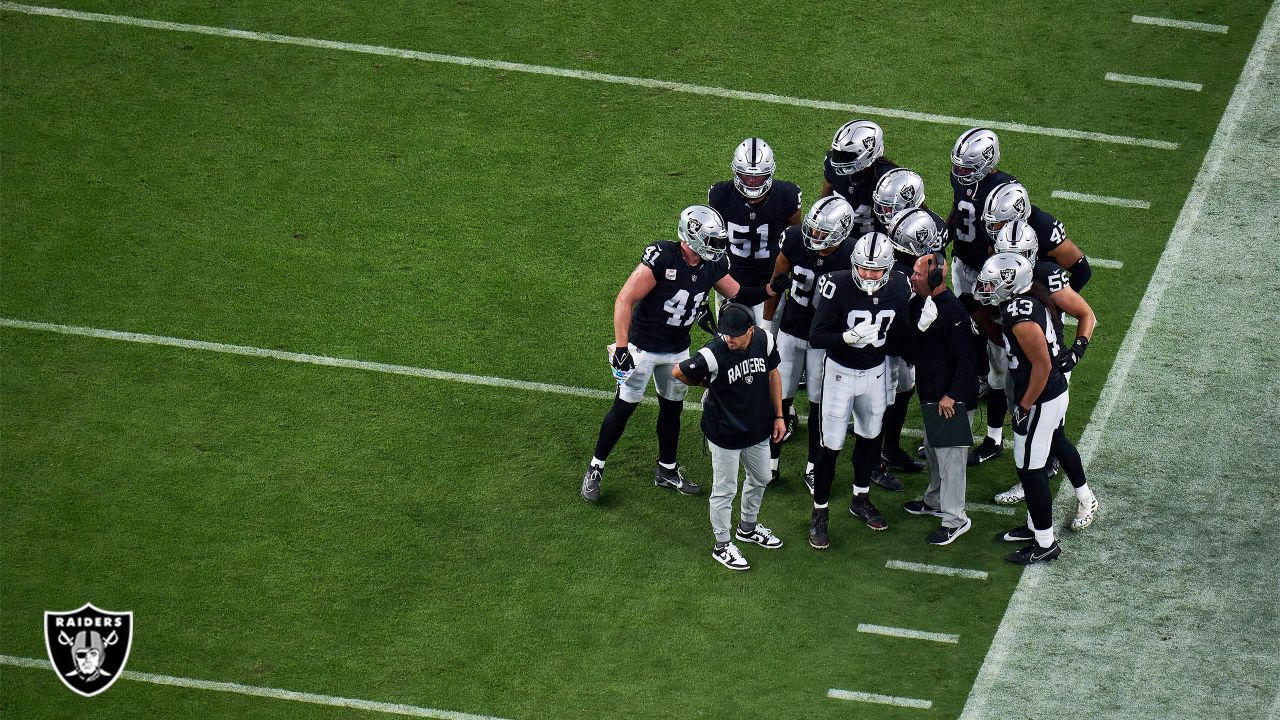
xmin=917 ymin=295 xmax=938 ymax=331
xmin=609 ymin=345 xmax=635 ymax=384
xmin=842 ymin=319 xmax=879 ymax=347
xmin=769 ymin=273 xmax=791 ymax=296
xmin=694 ymin=309 xmax=716 ymax=335
xmin=1012 ymin=404 xmax=1032 ymax=435
xmin=1057 ymin=336 xmax=1090 ymax=373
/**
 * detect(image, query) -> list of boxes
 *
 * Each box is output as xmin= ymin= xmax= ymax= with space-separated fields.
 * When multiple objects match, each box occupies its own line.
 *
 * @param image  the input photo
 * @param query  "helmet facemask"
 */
xmin=802 ymin=196 xmax=854 ymax=251
xmin=851 ymin=232 xmax=894 ymax=295
xmin=732 ymin=138 xmax=776 ymax=200
xmin=872 ymin=169 xmax=925 ymax=226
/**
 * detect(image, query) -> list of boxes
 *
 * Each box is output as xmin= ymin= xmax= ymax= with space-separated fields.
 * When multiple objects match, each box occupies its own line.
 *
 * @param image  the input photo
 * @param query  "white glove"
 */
xmin=917 ymin=295 xmax=938 ymax=331
xmin=842 ymin=319 xmax=879 ymax=347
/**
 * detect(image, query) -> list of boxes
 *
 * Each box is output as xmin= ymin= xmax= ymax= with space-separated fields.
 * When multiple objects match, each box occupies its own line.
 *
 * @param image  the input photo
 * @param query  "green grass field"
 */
xmin=1 ymin=2 xmax=1273 ymax=718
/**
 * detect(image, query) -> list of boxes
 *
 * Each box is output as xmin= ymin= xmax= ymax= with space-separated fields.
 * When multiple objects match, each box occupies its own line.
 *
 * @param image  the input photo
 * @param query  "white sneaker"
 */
xmin=712 ymin=542 xmax=750 ymax=570
xmin=993 ymin=482 xmax=1025 ymax=505
xmin=1071 ymin=496 xmax=1099 ymax=531
xmin=735 ymin=523 xmax=784 ymax=549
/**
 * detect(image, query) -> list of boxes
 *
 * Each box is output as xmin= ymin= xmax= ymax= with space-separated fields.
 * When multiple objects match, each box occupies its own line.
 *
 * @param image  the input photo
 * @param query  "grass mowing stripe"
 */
xmin=1104 ymin=72 xmax=1203 ymax=91
xmin=961 ymin=4 xmax=1280 ymax=717
xmin=0 ymin=655 xmax=509 ymax=720
xmin=1050 ymin=190 xmax=1151 ymax=209
xmin=884 ymin=560 xmax=988 ymax=580
xmin=827 ymin=689 xmax=932 ymax=709
xmin=856 ymin=624 xmax=959 ymax=644
xmin=966 ymin=502 xmax=1016 ymax=517
xmin=1131 ymin=15 xmax=1229 ymax=34
xmin=0 ymin=2 xmax=1179 ymax=150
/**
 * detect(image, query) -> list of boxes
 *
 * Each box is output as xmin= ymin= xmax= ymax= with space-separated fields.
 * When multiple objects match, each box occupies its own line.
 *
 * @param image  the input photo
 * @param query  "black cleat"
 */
xmin=871 ymin=462 xmax=904 ymax=492
xmin=581 ymin=464 xmax=602 ymax=503
xmin=968 ymin=437 xmax=1004 ymax=466
xmin=883 ymin=446 xmax=925 ymax=473
xmin=995 ymin=525 xmax=1035 ymax=543
xmin=808 ymin=508 xmax=830 ymax=549
xmin=903 ymin=500 xmax=944 ymax=517
xmin=770 ymin=468 xmax=780 ymax=486
xmin=1005 ymin=540 xmax=1061 ymax=565
xmin=916 ymin=444 xmax=927 ymax=460
xmin=849 ymin=494 xmax=888 ymax=530
xmin=654 ymin=463 xmax=702 ymax=495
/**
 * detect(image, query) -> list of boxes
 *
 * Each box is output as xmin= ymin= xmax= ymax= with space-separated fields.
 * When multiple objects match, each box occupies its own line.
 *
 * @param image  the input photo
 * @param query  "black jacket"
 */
xmin=907 ymin=289 xmax=979 ymax=408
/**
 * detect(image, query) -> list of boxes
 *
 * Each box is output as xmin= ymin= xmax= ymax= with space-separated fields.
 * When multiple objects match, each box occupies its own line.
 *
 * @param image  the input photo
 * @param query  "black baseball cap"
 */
xmin=716 ymin=303 xmax=755 ymax=337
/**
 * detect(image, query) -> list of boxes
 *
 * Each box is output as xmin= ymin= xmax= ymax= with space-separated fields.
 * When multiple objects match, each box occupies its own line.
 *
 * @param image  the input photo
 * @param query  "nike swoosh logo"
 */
xmin=955 ymin=320 xmax=964 ymax=326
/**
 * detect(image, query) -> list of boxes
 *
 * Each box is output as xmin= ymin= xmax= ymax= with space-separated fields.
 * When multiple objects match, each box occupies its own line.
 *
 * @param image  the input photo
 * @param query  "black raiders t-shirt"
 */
xmin=776 ymin=225 xmax=855 ymax=340
xmin=681 ymin=329 xmax=781 ymax=449
xmin=707 ymin=180 xmax=802 ymax=286
xmin=629 ymin=240 xmax=730 ymax=353
xmin=949 ymin=169 xmax=1018 ymax=270
xmin=999 ymin=293 xmax=1068 ymax=404
xmin=808 ymin=268 xmax=912 ymax=370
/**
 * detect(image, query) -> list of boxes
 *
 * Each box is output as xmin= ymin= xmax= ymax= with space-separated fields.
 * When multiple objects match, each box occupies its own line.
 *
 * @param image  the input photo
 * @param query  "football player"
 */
xmin=581 ymin=205 xmax=784 ymax=504
xmin=708 ymin=138 xmax=803 ymax=329
xmin=768 ymin=195 xmax=857 ymax=492
xmin=947 ymin=128 xmax=1018 ymax=294
xmin=975 ymin=254 xmax=1068 ymax=564
xmin=987 ymin=225 xmax=1099 ymax=530
xmin=981 ymin=181 xmax=1092 ymax=291
xmin=821 ymin=120 xmax=900 ymax=239
xmin=871 ymin=168 xmax=948 ymax=249
xmin=805 ymin=232 xmax=912 ymax=549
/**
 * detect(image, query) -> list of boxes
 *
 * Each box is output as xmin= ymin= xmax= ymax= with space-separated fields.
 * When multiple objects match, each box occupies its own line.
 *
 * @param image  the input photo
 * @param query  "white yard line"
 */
xmin=0 ymin=655 xmax=508 ymax=720
xmin=1051 ymin=190 xmax=1151 ymax=209
xmin=0 ymin=2 xmax=1177 ymax=150
xmin=961 ymin=3 xmax=1280 ymax=718
xmin=1105 ymin=72 xmax=1203 ymax=91
xmin=884 ymin=560 xmax=988 ymax=580
xmin=1090 ymin=258 xmax=1124 ymax=269
xmin=857 ymin=624 xmax=959 ymax=644
xmin=1131 ymin=15 xmax=1229 ymax=34
xmin=827 ymin=689 xmax=932 ymax=709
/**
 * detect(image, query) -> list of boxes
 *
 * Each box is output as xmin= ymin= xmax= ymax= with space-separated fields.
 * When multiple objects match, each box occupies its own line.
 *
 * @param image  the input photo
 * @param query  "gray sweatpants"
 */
xmin=922 ymin=409 xmax=976 ymax=528
xmin=708 ymin=437 xmax=771 ymax=543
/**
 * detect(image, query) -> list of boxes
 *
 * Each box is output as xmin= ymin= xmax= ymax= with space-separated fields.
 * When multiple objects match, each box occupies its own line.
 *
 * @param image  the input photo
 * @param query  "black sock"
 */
xmin=852 ymin=434 xmax=882 ymax=491
xmin=1018 ymin=466 xmax=1053 ymax=530
xmin=738 ymin=519 xmax=756 ymax=533
xmin=593 ymin=395 xmax=639 ymax=461
xmin=986 ymin=394 xmax=1007 ymax=436
xmin=813 ymin=447 xmax=840 ymax=505
xmin=656 ymin=396 xmax=683 ymax=466
xmin=807 ymin=401 xmax=823 ymax=466
xmin=1051 ymin=426 xmax=1087 ymax=489
xmin=882 ymin=390 xmax=913 ymax=450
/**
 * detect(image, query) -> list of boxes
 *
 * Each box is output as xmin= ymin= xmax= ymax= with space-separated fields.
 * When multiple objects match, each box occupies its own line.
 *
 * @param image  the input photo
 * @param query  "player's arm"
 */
xmin=1051 ymin=286 xmax=1096 ymax=342
xmin=675 ymin=351 xmax=711 ymax=387
xmin=614 ymin=263 xmax=657 ymax=347
xmin=808 ymin=284 xmax=845 ymax=350
xmin=820 ymin=179 xmax=834 ymax=197
xmin=713 ymin=274 xmax=780 ymax=307
xmin=1011 ymin=320 xmax=1051 ymax=412
xmin=959 ymin=293 xmax=1003 ymax=344
xmin=1047 ymin=239 xmax=1089 ymax=291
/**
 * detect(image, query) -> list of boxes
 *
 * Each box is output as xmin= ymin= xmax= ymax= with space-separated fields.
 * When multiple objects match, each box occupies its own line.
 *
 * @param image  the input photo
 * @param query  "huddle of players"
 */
xmin=581 ymin=120 xmax=1100 ymax=568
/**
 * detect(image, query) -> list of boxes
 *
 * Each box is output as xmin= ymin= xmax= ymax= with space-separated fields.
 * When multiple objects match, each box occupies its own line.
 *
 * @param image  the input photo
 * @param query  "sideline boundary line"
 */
xmin=0 ymin=654 xmax=509 ymax=720
xmin=960 ymin=3 xmax=1280 ymax=717
xmin=0 ymin=2 xmax=1178 ymax=150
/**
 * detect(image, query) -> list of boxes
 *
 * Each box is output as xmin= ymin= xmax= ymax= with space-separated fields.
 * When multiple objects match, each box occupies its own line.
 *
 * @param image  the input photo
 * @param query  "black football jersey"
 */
xmin=777 ymin=225 xmax=855 ymax=340
xmin=809 ymin=269 xmax=912 ymax=370
xmin=949 ymin=169 xmax=1018 ymax=269
xmin=707 ymin=180 xmax=802 ymax=286
xmin=999 ymin=294 xmax=1068 ymax=404
xmin=1027 ymin=205 xmax=1067 ymax=262
xmin=1033 ymin=259 xmax=1068 ymax=294
xmin=824 ymin=155 xmax=899 ymax=238
xmin=629 ymin=240 xmax=730 ymax=353
xmin=684 ymin=330 xmax=781 ymax=450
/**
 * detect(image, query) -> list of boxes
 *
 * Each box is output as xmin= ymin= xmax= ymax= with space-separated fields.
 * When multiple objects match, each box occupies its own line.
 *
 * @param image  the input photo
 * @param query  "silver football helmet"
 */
xmin=802 ymin=195 xmax=855 ymax=251
xmin=677 ymin=205 xmax=729 ymax=262
xmin=886 ymin=208 xmax=940 ymax=257
xmin=731 ymin=137 xmax=776 ymax=199
xmin=975 ymin=253 xmax=1034 ymax=306
xmin=952 ymin=128 xmax=1001 ymax=186
xmin=829 ymin=120 xmax=883 ymax=176
xmin=994 ymin=220 xmax=1039 ymax=262
xmin=850 ymin=232 xmax=895 ymax=294
xmin=982 ymin=181 xmax=1032 ymax=237
xmin=872 ymin=167 xmax=925 ymax=226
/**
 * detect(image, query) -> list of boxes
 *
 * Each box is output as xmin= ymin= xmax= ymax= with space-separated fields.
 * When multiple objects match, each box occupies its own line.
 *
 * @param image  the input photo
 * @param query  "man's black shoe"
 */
xmin=808 ymin=508 xmax=830 ymax=550
xmin=968 ymin=437 xmax=1003 ymax=466
xmin=870 ymin=462 xmax=903 ymax=492
xmin=1005 ymin=540 xmax=1061 ymax=565
xmin=883 ymin=446 xmax=925 ymax=473
xmin=903 ymin=500 xmax=944 ymax=517
xmin=995 ymin=525 xmax=1035 ymax=543
xmin=927 ymin=517 xmax=972 ymax=546
xmin=849 ymin=494 xmax=888 ymax=530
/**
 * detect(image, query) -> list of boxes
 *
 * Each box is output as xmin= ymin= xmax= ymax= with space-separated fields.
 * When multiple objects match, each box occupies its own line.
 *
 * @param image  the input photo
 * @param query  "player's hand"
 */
xmin=917 ymin=295 xmax=939 ymax=331
xmin=769 ymin=273 xmax=791 ymax=296
xmin=771 ymin=418 xmax=786 ymax=444
xmin=841 ymin=319 xmax=879 ymax=347
xmin=1012 ymin=404 xmax=1032 ymax=435
xmin=610 ymin=346 xmax=635 ymax=384
xmin=694 ymin=309 xmax=716 ymax=335
xmin=1057 ymin=336 xmax=1090 ymax=373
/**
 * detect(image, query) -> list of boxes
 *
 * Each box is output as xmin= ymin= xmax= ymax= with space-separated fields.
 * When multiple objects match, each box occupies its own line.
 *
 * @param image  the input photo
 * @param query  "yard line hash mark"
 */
xmin=0 ymin=655 xmax=510 ymax=720
xmin=857 ymin=624 xmax=960 ymax=644
xmin=827 ymin=689 xmax=932 ymax=709
xmin=1131 ymin=15 xmax=1229 ymax=34
xmin=1105 ymin=72 xmax=1203 ymax=92
xmin=885 ymin=560 xmax=988 ymax=580
xmin=0 ymin=2 xmax=1178 ymax=150
xmin=1051 ymin=190 xmax=1151 ymax=209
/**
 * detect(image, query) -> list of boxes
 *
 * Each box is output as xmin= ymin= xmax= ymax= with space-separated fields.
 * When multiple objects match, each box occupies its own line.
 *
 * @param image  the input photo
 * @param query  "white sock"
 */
xmin=658 ymin=461 xmax=677 ymax=470
xmin=770 ymin=458 xmax=780 ymax=472
xmin=987 ymin=426 xmax=1003 ymax=443
xmin=852 ymin=486 xmax=869 ymax=497
xmin=805 ymin=461 xmax=814 ymax=474
xmin=814 ymin=502 xmax=828 ymax=510
xmin=590 ymin=457 xmax=606 ymax=468
xmin=1075 ymin=484 xmax=1095 ymax=503
xmin=1034 ymin=527 xmax=1055 ymax=548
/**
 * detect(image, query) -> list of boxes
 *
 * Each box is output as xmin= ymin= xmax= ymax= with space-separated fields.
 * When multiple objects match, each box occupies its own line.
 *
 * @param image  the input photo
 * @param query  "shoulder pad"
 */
xmin=641 ymin=241 xmax=673 ymax=269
